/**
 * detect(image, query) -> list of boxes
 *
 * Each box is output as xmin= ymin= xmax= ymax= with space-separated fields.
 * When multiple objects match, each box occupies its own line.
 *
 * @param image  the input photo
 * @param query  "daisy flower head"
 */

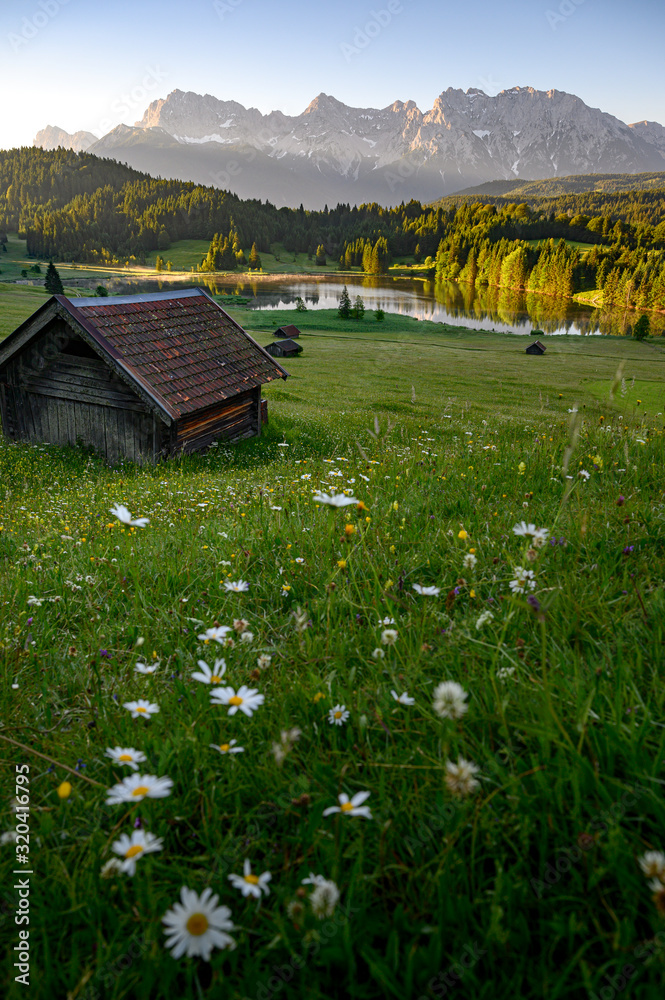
xmin=209 ymin=739 xmax=244 ymax=755
xmin=123 ymin=699 xmax=159 ymax=720
xmin=198 ymin=626 xmax=232 ymax=644
xmin=313 ymin=492 xmax=359 ymax=507
xmin=210 ymin=685 xmax=265 ymax=717
xmin=323 ymin=790 xmax=372 ymax=820
xmin=328 ymin=704 xmax=350 ymax=726
xmin=412 ymin=584 xmax=441 ymax=596
xmin=381 ymin=629 xmax=398 ymax=646
xmin=444 ymin=757 xmax=481 ymax=798
xmin=512 ymin=521 xmax=537 ymax=538
xmin=111 ymin=829 xmax=163 ymax=876
xmin=109 ymin=503 xmax=149 ymax=527
xmin=638 ymin=851 xmax=665 ymax=882
xmin=106 ymin=773 xmax=173 ymax=805
xmin=391 ymin=690 xmax=415 ymax=706
xmin=378 ymin=616 xmax=396 ymax=626
xmin=579 ymin=469 xmax=590 ymax=481
xmin=228 ymin=858 xmax=271 ymax=899
xmin=134 ymin=661 xmax=159 ymax=675
xmin=509 ymin=567 xmax=536 ymax=594
xmin=163 ymin=887 xmax=236 ymax=960
xmin=105 ymin=747 xmax=147 ymax=771
xmin=310 ymin=879 xmax=340 ymax=919
xmin=191 ymin=658 xmax=227 ymax=685
xmin=224 ymin=580 xmax=250 ymax=593
xmin=432 ymin=681 xmax=468 ymax=720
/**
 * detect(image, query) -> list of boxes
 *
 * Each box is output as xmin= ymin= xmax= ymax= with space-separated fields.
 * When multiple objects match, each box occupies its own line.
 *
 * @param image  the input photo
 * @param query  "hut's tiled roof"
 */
xmin=60 ymin=289 xmax=287 ymax=418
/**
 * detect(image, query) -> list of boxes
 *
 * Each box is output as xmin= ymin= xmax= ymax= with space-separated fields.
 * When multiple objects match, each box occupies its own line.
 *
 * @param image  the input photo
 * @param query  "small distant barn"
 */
xmin=0 ymin=288 xmax=289 ymax=463
xmin=264 ymin=339 xmax=303 ymax=358
xmin=273 ymin=324 xmax=301 ymax=339
xmin=525 ymin=340 xmax=546 ymax=355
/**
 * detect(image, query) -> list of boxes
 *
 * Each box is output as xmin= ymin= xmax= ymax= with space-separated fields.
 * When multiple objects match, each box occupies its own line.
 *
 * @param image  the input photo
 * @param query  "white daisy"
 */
xmin=123 ymin=699 xmax=159 ymax=719
xmin=228 ymin=858 xmax=272 ymax=899
xmin=312 ymin=492 xmax=359 ymax=507
xmin=412 ymin=584 xmax=441 ymax=596
xmin=509 ymin=567 xmax=536 ymax=594
xmin=295 ymin=557 xmax=305 ymax=564
xmin=301 ymin=872 xmax=327 ymax=886
xmin=162 ymin=886 xmax=236 ymax=960
xmin=109 ymin=503 xmax=149 ymax=527
xmin=512 ymin=521 xmax=537 ymax=538
xmin=328 ymin=704 xmax=350 ymax=726
xmin=210 ymin=685 xmax=265 ymax=717
xmin=224 ymin=580 xmax=249 ymax=593
xmin=444 ymin=757 xmax=481 ymax=798
xmin=323 ymin=791 xmax=372 ymax=819
xmin=391 ymin=690 xmax=415 ymax=706
xmin=381 ymin=629 xmax=398 ymax=646
xmin=210 ymin=740 xmax=244 ymax=755
xmin=310 ymin=880 xmax=340 ymax=919
xmin=111 ymin=829 xmax=163 ymax=876
xmin=191 ymin=658 xmax=227 ymax=685
xmin=105 ymin=747 xmax=147 ymax=771
xmin=579 ymin=469 xmax=590 ymax=480
xmin=432 ymin=681 xmax=468 ymax=720
xmin=105 ymin=773 xmax=173 ymax=805
xmin=198 ymin=626 xmax=232 ymax=644
xmin=135 ymin=661 xmax=159 ymax=675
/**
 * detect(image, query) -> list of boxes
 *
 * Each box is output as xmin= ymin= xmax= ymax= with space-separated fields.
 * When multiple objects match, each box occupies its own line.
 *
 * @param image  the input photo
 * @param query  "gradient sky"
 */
xmin=1 ymin=0 xmax=664 ymax=148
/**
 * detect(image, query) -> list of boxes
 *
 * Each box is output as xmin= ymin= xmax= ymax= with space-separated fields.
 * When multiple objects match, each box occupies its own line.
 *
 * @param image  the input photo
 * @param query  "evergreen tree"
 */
xmin=375 ymin=307 xmax=385 ymax=322
xmin=248 ymin=243 xmax=261 ymax=270
xmin=315 ymin=244 xmax=326 ymax=266
xmin=633 ymin=314 xmax=650 ymax=340
xmin=44 ymin=261 xmax=64 ymax=294
xmin=155 ymin=255 xmax=164 ymax=272
xmin=295 ymin=296 xmax=307 ymax=312
xmin=352 ymin=295 xmax=365 ymax=320
xmin=338 ymin=285 xmax=351 ymax=319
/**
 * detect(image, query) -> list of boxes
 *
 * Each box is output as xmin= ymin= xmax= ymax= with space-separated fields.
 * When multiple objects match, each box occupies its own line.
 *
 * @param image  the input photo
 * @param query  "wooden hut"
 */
xmin=264 ymin=339 xmax=303 ymax=359
xmin=0 ymin=288 xmax=288 ymax=462
xmin=273 ymin=324 xmax=301 ymax=338
xmin=525 ymin=340 xmax=546 ymax=355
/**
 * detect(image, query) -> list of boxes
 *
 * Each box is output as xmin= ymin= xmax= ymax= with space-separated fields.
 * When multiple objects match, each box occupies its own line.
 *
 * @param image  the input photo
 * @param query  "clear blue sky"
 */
xmin=1 ymin=0 xmax=663 ymax=148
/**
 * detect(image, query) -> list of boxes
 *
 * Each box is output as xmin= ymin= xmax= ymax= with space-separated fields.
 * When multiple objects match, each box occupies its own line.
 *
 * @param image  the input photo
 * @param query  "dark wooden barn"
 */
xmin=263 ymin=339 xmax=303 ymax=358
xmin=525 ymin=340 xmax=546 ymax=355
xmin=0 ymin=288 xmax=289 ymax=462
xmin=273 ymin=324 xmax=301 ymax=338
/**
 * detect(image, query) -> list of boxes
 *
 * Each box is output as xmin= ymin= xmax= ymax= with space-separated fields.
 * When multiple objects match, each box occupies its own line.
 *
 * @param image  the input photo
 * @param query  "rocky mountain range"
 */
xmin=33 ymin=87 xmax=665 ymax=208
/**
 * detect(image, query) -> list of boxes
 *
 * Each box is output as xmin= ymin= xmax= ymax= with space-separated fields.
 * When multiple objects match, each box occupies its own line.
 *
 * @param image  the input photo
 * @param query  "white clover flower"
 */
xmin=233 ymin=618 xmax=249 ymax=633
xmin=109 ymin=503 xmax=149 ymax=527
xmin=412 ymin=584 xmax=441 ymax=596
xmin=496 ymin=666 xmax=516 ymax=681
xmin=475 ymin=610 xmax=494 ymax=629
xmin=444 ymin=757 xmax=481 ymax=798
xmin=224 ymin=580 xmax=249 ymax=593
xmin=100 ymin=858 xmax=123 ymax=879
xmin=111 ymin=829 xmax=163 ymax=876
xmin=328 ymin=704 xmax=350 ymax=726
xmin=312 ymin=492 xmax=359 ymax=507
xmin=257 ymin=654 xmax=272 ymax=669
xmin=391 ymin=690 xmax=415 ymax=706
xmin=638 ymin=851 xmax=665 ymax=881
xmin=310 ymin=880 xmax=340 ymax=919
xmin=381 ymin=629 xmax=398 ymax=646
xmin=210 ymin=685 xmax=264 ymax=717
xmin=323 ymin=790 xmax=372 ymax=820
xmin=105 ymin=747 xmax=147 ymax=771
xmin=27 ymin=596 xmax=42 ymax=607
xmin=162 ymin=887 xmax=236 ymax=960
xmin=123 ymin=699 xmax=159 ymax=719
xmin=228 ymin=859 xmax=271 ymax=899
xmin=432 ymin=681 xmax=468 ymax=720
xmin=371 ymin=648 xmax=385 ymax=660
xmin=463 ymin=553 xmax=477 ymax=570
xmin=240 ymin=631 xmax=254 ymax=643
xmin=106 ymin=773 xmax=173 ymax=805
xmin=191 ymin=658 xmax=227 ymax=685
xmin=198 ymin=626 xmax=232 ymax=644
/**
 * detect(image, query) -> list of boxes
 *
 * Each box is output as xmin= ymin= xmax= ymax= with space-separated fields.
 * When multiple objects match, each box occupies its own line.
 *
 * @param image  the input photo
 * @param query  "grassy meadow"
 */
xmin=1 ymin=305 xmax=665 ymax=999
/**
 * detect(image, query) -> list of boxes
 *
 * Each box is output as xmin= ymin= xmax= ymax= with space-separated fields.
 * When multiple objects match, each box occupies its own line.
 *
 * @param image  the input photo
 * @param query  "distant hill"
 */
xmin=442 ymin=171 xmax=665 ymax=201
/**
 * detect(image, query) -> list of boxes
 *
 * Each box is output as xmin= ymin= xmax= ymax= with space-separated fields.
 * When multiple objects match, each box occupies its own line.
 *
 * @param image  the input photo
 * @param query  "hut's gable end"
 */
xmin=0 ymin=318 xmax=164 ymax=462
xmin=176 ymin=386 xmax=261 ymax=454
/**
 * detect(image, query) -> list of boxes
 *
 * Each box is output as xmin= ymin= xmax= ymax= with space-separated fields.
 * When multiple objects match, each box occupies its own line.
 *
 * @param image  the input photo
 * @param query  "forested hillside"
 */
xmin=2 ymin=147 xmax=665 ymax=312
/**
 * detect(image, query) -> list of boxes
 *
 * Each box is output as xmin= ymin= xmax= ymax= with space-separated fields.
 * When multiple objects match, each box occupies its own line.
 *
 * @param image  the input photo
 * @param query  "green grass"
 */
xmin=1 ymin=305 xmax=665 ymax=1000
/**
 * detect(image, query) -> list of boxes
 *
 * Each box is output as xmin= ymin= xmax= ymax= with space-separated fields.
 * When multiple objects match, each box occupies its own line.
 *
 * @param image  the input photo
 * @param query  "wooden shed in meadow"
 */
xmin=273 ymin=324 xmax=301 ymax=338
xmin=263 ymin=339 xmax=303 ymax=358
xmin=525 ymin=340 xmax=546 ymax=355
xmin=0 ymin=288 xmax=289 ymax=462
